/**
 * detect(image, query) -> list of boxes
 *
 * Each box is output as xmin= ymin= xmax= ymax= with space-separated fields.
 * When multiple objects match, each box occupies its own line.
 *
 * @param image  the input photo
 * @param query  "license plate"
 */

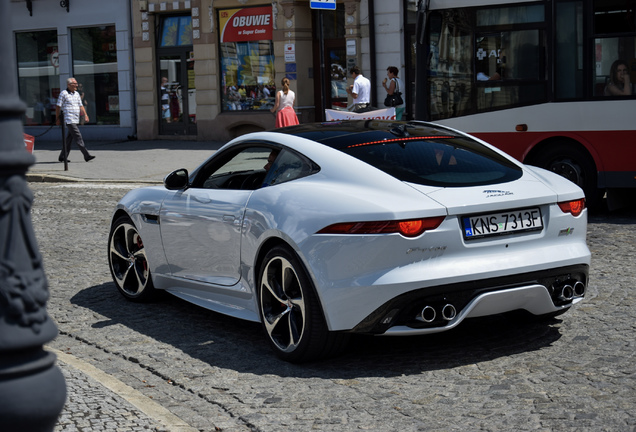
xmin=462 ymin=207 xmax=543 ymax=240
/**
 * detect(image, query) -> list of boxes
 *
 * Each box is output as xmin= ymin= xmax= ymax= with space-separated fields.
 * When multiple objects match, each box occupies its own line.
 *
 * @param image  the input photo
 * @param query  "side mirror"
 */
xmin=164 ymin=168 xmax=189 ymax=190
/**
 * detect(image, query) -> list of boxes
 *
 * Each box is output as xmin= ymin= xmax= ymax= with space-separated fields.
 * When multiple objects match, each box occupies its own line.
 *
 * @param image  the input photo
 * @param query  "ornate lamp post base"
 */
xmin=0 ymin=0 xmax=67 ymax=429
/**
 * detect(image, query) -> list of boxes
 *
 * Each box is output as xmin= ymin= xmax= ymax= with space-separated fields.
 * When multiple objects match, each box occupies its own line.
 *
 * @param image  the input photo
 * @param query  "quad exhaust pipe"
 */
xmin=554 ymin=280 xmax=586 ymax=302
xmin=420 ymin=305 xmax=436 ymax=323
xmin=441 ymin=304 xmax=457 ymax=321
xmin=573 ymin=281 xmax=585 ymax=297
xmin=419 ymin=303 xmax=457 ymax=323
xmin=558 ymin=284 xmax=574 ymax=301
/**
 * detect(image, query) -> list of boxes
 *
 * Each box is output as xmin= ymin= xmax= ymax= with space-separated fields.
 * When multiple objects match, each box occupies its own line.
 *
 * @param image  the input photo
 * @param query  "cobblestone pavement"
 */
xmin=28 ymin=181 xmax=636 ymax=432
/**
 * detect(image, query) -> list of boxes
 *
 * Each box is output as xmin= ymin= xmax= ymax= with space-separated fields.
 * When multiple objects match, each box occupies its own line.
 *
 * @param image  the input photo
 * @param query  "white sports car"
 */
xmin=108 ymin=120 xmax=590 ymax=362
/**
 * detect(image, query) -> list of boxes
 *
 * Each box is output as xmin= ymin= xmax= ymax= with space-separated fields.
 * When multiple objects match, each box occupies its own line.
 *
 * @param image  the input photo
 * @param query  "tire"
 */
xmin=108 ymin=215 xmax=158 ymax=302
xmin=258 ymin=245 xmax=348 ymax=363
xmin=529 ymin=142 xmax=603 ymax=209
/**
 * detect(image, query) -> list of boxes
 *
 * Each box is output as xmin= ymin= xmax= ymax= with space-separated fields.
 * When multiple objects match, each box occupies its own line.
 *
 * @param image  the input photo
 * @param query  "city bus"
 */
xmin=413 ymin=0 xmax=636 ymax=209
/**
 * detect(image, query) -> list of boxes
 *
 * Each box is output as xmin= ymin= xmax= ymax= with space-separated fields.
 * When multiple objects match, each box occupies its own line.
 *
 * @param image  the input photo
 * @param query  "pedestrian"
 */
xmin=56 ymin=77 xmax=95 ymax=162
xmin=346 ymin=66 xmax=371 ymax=112
xmin=270 ymin=77 xmax=299 ymax=128
xmin=604 ymin=59 xmax=633 ymax=96
xmin=382 ymin=66 xmax=406 ymax=120
xmin=160 ymin=77 xmax=171 ymax=122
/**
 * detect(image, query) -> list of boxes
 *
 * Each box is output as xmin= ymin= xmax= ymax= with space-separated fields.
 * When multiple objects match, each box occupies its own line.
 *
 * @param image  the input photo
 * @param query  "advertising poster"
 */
xmin=219 ymin=6 xmax=275 ymax=87
xmin=219 ymin=6 xmax=272 ymax=43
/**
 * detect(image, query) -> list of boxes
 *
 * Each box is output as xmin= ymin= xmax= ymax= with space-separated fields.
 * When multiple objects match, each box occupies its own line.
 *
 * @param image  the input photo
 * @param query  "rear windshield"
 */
xmin=340 ymin=136 xmax=523 ymax=187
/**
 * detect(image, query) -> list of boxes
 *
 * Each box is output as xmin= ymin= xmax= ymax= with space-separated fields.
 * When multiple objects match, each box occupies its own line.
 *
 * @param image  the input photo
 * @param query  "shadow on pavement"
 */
xmin=70 ymin=282 xmax=563 ymax=379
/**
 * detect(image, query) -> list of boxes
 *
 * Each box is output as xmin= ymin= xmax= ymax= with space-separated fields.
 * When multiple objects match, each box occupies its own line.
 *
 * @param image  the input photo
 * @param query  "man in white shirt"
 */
xmin=56 ymin=77 xmax=94 ymax=162
xmin=347 ymin=66 xmax=371 ymax=112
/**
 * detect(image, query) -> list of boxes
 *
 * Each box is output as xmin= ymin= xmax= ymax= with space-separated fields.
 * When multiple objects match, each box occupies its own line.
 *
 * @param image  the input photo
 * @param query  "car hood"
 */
xmin=406 ymin=171 xmax=558 ymax=216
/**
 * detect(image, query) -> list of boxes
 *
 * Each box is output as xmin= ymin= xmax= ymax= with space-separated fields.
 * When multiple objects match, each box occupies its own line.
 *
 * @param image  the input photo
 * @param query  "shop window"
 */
xmin=16 ymin=30 xmax=59 ymax=126
xmin=71 ymin=26 xmax=119 ymax=125
xmin=218 ymin=6 xmax=276 ymax=112
xmin=160 ymin=16 xmax=193 ymax=47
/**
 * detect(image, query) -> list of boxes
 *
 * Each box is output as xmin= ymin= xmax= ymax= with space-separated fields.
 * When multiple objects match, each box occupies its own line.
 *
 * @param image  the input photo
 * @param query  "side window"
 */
xmin=194 ymin=145 xmax=317 ymax=190
xmin=427 ymin=10 xmax=473 ymax=121
xmin=263 ymin=149 xmax=316 ymax=186
xmin=592 ymin=1 xmax=635 ymax=97
xmin=474 ymin=5 xmax=547 ymax=112
xmin=593 ymin=37 xmax=636 ymax=97
xmin=198 ymin=146 xmax=274 ymax=190
xmin=475 ymin=29 xmax=546 ymax=111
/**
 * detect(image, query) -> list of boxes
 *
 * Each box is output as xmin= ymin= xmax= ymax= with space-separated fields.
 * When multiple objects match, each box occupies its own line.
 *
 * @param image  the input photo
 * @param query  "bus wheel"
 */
xmin=530 ymin=142 xmax=602 ymax=209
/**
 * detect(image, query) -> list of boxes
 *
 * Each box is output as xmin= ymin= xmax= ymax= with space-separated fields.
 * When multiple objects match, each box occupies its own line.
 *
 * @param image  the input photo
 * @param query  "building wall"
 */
xmin=11 ymin=0 xmax=135 ymax=141
xmin=131 ymin=0 xmax=383 ymax=141
xmin=372 ymin=0 xmax=405 ymax=101
xmin=11 ymin=0 xmax=409 ymax=142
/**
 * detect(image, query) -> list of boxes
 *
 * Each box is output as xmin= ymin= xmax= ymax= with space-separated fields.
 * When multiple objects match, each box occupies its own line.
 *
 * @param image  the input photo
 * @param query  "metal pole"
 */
xmin=414 ymin=0 xmax=430 ymax=120
xmin=60 ymin=111 xmax=68 ymax=170
xmin=0 ymin=0 xmax=67 ymax=430
xmin=318 ymin=10 xmax=326 ymax=121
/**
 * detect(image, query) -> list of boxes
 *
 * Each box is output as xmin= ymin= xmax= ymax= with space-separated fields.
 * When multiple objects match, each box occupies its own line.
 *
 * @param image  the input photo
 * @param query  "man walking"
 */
xmin=346 ymin=66 xmax=371 ymax=112
xmin=56 ymin=77 xmax=95 ymax=162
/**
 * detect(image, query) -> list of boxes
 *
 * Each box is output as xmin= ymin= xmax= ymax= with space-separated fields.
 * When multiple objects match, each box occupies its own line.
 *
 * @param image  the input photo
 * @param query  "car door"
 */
xmin=159 ymin=188 xmax=251 ymax=286
xmin=159 ymin=145 xmax=278 ymax=286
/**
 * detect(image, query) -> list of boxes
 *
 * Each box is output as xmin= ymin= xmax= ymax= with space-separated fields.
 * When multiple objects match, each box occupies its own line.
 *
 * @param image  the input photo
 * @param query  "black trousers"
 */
xmin=59 ymin=123 xmax=90 ymax=160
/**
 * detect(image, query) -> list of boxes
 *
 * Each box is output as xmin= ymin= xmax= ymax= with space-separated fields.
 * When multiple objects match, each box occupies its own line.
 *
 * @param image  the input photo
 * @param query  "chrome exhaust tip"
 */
xmin=573 ymin=281 xmax=585 ymax=297
xmin=441 ymin=304 xmax=457 ymax=321
xmin=420 ymin=305 xmax=436 ymax=323
xmin=559 ymin=284 xmax=574 ymax=301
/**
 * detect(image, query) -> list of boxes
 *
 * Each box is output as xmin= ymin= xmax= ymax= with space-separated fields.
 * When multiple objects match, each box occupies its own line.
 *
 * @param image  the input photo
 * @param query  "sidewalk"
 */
xmin=26 ymin=138 xmax=226 ymax=184
xmin=26 ymin=137 xmax=228 ymax=431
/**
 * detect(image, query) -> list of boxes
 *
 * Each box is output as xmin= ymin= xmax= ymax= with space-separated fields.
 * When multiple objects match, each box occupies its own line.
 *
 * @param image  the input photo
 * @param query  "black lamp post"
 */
xmin=0 ymin=0 xmax=67 ymax=430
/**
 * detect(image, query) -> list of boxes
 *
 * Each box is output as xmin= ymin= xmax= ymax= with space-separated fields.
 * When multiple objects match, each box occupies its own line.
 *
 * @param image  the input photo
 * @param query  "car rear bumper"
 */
xmin=350 ymin=264 xmax=588 ymax=335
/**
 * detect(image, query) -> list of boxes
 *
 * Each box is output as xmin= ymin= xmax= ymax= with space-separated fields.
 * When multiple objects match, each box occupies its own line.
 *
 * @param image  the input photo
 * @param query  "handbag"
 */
xmin=384 ymin=79 xmax=404 ymax=107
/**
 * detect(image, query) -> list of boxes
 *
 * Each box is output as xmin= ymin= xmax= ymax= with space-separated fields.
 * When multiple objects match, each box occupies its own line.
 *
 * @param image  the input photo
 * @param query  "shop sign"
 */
xmin=310 ymin=0 xmax=336 ymax=10
xmin=219 ymin=6 xmax=273 ymax=42
xmin=284 ymin=44 xmax=295 ymax=62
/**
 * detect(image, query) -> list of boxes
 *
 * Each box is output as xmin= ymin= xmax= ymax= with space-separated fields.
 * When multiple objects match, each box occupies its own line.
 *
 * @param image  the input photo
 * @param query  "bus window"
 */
xmin=555 ymin=1 xmax=584 ymax=100
xmin=475 ymin=29 xmax=546 ymax=112
xmin=592 ymin=1 xmax=636 ymax=97
xmin=427 ymin=11 xmax=473 ymax=120
xmin=594 ymin=37 xmax=636 ymax=97
xmin=593 ymin=0 xmax=636 ymax=34
xmin=476 ymin=4 xmax=544 ymax=26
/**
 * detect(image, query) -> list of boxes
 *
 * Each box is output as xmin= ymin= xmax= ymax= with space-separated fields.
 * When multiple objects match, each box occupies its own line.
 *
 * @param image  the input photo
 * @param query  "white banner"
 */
xmin=325 ymin=107 xmax=396 ymax=121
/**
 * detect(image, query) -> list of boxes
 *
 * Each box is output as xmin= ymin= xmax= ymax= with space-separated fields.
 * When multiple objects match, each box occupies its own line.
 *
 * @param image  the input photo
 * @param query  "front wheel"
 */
xmin=108 ymin=215 xmax=158 ymax=302
xmin=258 ymin=245 xmax=347 ymax=363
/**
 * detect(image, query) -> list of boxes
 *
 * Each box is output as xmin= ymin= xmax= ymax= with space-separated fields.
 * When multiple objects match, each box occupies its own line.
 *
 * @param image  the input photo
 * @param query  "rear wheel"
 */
xmin=258 ymin=245 xmax=348 ymax=363
xmin=108 ymin=215 xmax=158 ymax=302
xmin=529 ymin=142 xmax=602 ymax=209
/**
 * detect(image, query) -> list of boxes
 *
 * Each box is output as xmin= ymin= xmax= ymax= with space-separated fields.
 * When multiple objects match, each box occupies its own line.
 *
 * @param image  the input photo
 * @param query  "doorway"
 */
xmin=312 ymin=5 xmax=347 ymax=120
xmin=158 ymin=49 xmax=196 ymax=135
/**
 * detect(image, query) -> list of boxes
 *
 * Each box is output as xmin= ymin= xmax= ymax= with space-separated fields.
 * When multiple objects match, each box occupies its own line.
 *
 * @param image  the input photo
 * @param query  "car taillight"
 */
xmin=558 ymin=199 xmax=586 ymax=217
xmin=317 ymin=216 xmax=445 ymax=238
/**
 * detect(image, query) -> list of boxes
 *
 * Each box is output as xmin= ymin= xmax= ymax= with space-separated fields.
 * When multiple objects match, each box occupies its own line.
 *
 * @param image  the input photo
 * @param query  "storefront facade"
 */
xmin=133 ymin=0 xmax=407 ymax=141
xmin=132 ymin=0 xmax=424 ymax=140
xmin=11 ymin=0 xmax=136 ymax=141
xmin=11 ymin=0 xmax=417 ymax=142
